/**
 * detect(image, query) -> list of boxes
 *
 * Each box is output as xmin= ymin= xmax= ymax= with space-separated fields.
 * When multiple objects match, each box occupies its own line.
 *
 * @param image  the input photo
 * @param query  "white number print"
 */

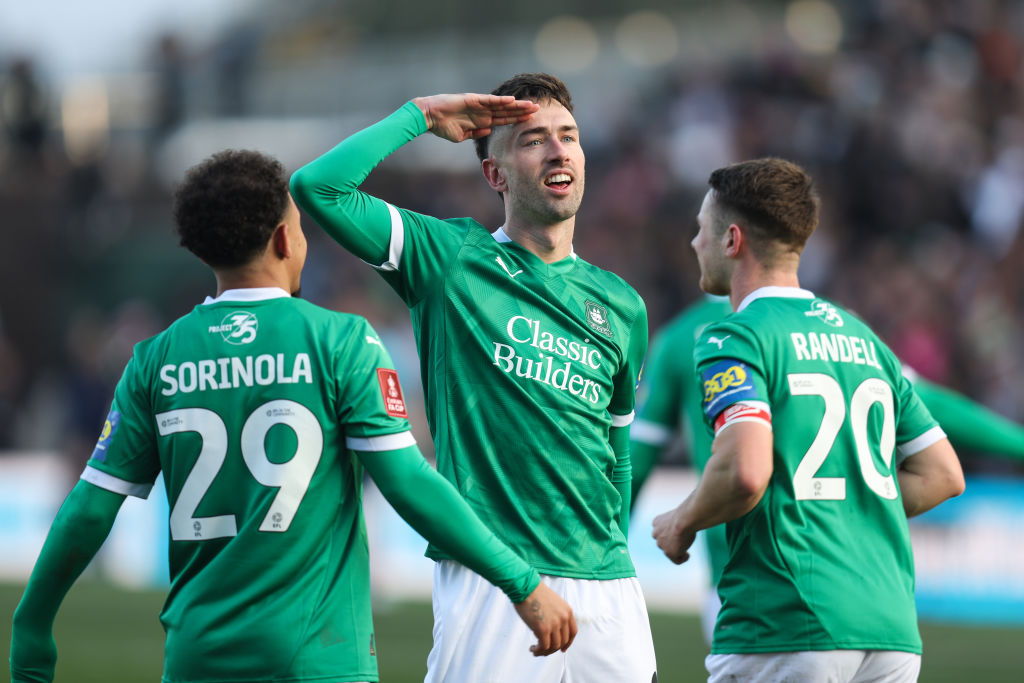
xmin=159 ymin=408 xmax=236 ymax=540
xmin=158 ymin=400 xmax=323 ymax=541
xmin=788 ymin=373 xmax=898 ymax=501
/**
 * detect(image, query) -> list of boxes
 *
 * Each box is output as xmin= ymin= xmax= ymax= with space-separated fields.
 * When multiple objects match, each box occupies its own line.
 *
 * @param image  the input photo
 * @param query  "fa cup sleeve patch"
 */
xmin=376 ymin=368 xmax=409 ymax=418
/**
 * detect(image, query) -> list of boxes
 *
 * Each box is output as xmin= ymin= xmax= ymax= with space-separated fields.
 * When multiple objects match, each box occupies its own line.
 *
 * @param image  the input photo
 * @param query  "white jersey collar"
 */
xmin=492 ymin=226 xmax=577 ymax=260
xmin=202 ymin=287 xmax=291 ymax=305
xmin=736 ymin=286 xmax=815 ymax=312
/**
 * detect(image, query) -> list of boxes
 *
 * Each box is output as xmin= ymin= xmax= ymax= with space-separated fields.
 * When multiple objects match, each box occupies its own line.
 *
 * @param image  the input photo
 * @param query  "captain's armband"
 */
xmin=712 ymin=401 xmax=772 ymax=436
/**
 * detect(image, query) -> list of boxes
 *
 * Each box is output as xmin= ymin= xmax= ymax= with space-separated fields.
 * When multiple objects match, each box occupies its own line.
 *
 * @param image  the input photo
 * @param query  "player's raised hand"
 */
xmin=412 ymin=93 xmax=539 ymax=143
xmin=512 ymin=581 xmax=578 ymax=657
xmin=652 ymin=506 xmax=697 ymax=565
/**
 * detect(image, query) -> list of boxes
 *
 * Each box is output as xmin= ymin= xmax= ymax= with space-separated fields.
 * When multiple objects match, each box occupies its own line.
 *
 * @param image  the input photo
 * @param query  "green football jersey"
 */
xmin=631 ymin=295 xmax=732 ymax=584
xmin=82 ymin=289 xmax=416 ymax=683
xmin=694 ymin=287 xmax=944 ymax=655
xmin=388 ymin=223 xmax=647 ymax=578
xmin=291 ymin=102 xmax=648 ymax=579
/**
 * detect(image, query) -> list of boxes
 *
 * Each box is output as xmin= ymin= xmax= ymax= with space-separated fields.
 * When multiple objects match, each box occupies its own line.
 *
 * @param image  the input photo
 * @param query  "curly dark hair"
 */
xmin=474 ymin=72 xmax=574 ymax=162
xmin=172 ymin=150 xmax=290 ymax=268
xmin=708 ymin=157 xmax=820 ymax=254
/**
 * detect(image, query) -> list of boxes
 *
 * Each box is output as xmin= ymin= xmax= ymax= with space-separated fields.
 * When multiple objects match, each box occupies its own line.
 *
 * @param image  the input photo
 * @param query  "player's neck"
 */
xmin=502 ymin=219 xmax=575 ymax=264
xmin=213 ymin=263 xmax=292 ymax=297
xmin=729 ymin=267 xmax=801 ymax=311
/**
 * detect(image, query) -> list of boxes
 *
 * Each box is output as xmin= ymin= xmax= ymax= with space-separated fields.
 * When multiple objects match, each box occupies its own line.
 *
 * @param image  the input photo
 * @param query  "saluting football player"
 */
xmin=291 ymin=73 xmax=656 ymax=682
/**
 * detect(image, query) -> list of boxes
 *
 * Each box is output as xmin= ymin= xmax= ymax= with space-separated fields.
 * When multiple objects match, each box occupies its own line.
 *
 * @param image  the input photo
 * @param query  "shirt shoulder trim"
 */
xmin=367 ymin=202 xmax=405 ymax=272
xmin=631 ymin=418 xmax=673 ymax=446
xmin=609 ymin=410 xmax=635 ymax=428
xmin=347 ymin=430 xmax=416 ymax=452
xmin=897 ymin=425 xmax=947 ymax=463
xmin=80 ymin=466 xmax=153 ymax=499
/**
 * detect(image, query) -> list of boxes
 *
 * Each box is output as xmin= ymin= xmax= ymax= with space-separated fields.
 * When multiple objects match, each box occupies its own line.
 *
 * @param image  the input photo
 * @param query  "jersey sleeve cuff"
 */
xmin=896 ymin=425 xmax=947 ymax=463
xmin=609 ymin=410 xmax=635 ymax=428
xmin=365 ymin=202 xmax=405 ymax=272
xmin=347 ymin=430 xmax=417 ymax=452
xmin=630 ymin=418 xmax=673 ymax=446
xmin=80 ymin=466 xmax=154 ymax=499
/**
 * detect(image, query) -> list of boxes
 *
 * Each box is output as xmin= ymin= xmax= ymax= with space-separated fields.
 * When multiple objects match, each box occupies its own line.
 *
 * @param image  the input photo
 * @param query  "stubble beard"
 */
xmin=512 ymin=178 xmax=585 ymax=226
xmin=698 ymin=253 xmax=730 ymax=296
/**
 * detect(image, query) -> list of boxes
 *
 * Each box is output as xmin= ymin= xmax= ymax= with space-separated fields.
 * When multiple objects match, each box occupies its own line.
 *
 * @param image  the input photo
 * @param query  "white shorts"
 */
xmin=424 ymin=560 xmax=657 ymax=683
xmin=706 ymin=650 xmax=921 ymax=683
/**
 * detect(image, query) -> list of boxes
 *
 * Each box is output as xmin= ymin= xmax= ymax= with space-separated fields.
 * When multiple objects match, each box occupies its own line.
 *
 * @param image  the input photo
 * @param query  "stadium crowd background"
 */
xmin=0 ymin=0 xmax=1022 ymax=480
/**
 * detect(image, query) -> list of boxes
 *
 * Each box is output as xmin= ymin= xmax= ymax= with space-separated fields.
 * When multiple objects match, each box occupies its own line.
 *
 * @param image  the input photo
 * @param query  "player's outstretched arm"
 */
xmin=411 ymin=94 xmax=539 ymax=143
xmin=359 ymin=444 xmax=577 ymax=655
xmin=898 ymin=438 xmax=965 ymax=517
xmin=914 ymin=377 xmax=1024 ymax=459
xmin=10 ymin=480 xmax=126 ymax=682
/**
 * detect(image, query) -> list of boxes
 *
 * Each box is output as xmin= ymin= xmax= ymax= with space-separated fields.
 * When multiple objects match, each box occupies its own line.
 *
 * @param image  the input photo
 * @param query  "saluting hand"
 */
xmin=512 ymin=581 xmax=578 ymax=656
xmin=412 ymin=93 xmax=539 ymax=143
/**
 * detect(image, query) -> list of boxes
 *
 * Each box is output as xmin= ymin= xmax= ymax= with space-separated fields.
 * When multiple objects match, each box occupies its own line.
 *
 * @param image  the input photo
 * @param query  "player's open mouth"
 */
xmin=544 ymin=173 xmax=572 ymax=191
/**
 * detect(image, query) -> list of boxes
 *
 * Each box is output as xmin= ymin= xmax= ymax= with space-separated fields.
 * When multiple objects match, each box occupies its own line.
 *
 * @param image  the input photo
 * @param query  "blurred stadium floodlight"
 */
xmin=784 ymin=0 xmax=844 ymax=55
xmin=533 ymin=15 xmax=600 ymax=74
xmin=61 ymin=77 xmax=111 ymax=164
xmin=614 ymin=11 xmax=680 ymax=68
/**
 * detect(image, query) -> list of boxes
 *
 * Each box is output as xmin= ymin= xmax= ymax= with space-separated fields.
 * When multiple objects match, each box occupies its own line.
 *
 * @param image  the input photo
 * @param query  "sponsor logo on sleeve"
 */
xmin=91 ymin=409 xmax=121 ymax=462
xmin=707 ymin=334 xmax=731 ymax=349
xmin=376 ymin=368 xmax=409 ymax=418
xmin=701 ymin=360 xmax=760 ymax=419
xmin=585 ymin=300 xmax=613 ymax=338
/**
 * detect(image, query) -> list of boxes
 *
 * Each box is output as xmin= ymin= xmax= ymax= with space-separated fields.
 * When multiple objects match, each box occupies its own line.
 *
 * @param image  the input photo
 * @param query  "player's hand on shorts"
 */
xmin=652 ymin=507 xmax=697 ymax=565
xmin=513 ymin=581 xmax=578 ymax=656
xmin=412 ymin=93 xmax=539 ymax=142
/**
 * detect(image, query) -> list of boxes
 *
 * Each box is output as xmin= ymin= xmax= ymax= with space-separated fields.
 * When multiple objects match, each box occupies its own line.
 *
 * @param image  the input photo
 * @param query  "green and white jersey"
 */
xmin=386 ymin=224 xmax=646 ymax=578
xmin=82 ymin=288 xmax=415 ymax=683
xmin=631 ymin=295 xmax=732 ymax=584
xmin=694 ymin=287 xmax=945 ymax=655
xmin=291 ymin=102 xmax=648 ymax=579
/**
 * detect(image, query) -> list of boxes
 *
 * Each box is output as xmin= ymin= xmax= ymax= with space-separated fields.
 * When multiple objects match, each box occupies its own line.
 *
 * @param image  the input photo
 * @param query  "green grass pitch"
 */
xmin=3 ymin=581 xmax=1023 ymax=682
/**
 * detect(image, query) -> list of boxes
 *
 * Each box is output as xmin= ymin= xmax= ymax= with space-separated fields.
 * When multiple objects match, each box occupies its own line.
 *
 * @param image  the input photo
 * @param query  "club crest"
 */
xmin=585 ymin=300 xmax=613 ymax=338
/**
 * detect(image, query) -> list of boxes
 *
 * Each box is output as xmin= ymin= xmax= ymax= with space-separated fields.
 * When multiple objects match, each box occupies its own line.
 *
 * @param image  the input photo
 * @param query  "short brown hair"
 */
xmin=708 ymin=158 xmax=819 ymax=254
xmin=474 ymin=72 xmax=574 ymax=161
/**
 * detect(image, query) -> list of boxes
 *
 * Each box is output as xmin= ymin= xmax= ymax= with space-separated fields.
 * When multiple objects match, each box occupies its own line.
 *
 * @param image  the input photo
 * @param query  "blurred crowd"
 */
xmin=0 ymin=0 xmax=1021 ymax=474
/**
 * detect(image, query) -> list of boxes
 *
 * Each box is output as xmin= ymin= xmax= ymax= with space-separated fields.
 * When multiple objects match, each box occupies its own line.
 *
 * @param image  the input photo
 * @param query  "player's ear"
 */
xmin=481 ymin=158 xmax=507 ymax=193
xmin=724 ymin=223 xmax=742 ymax=257
xmin=271 ymin=223 xmax=291 ymax=259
